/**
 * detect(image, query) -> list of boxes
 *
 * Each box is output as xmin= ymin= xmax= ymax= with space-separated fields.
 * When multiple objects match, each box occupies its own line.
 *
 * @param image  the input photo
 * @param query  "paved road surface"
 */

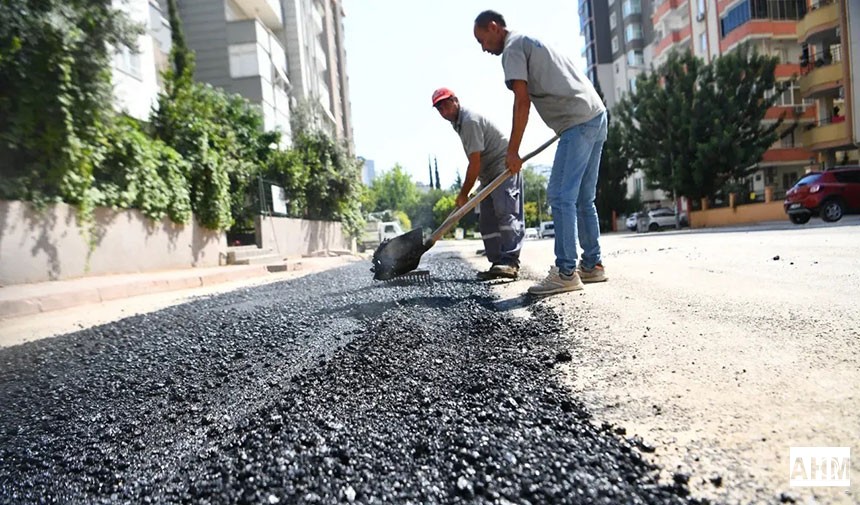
xmin=464 ymin=217 xmax=860 ymax=504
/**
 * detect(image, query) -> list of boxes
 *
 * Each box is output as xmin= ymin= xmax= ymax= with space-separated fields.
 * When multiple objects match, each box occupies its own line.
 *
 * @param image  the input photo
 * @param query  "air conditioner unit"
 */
xmin=696 ymin=12 xmax=705 ymax=22
xmin=794 ymin=106 xmax=805 ymax=114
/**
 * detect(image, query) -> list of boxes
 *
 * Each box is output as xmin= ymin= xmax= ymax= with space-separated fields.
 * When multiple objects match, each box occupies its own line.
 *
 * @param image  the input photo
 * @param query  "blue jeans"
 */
xmin=547 ymin=111 xmax=607 ymax=275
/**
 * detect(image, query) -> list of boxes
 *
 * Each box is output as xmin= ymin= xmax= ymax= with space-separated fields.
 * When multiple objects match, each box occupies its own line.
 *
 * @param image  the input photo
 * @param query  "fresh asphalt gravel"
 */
xmin=0 ymin=251 xmax=703 ymax=504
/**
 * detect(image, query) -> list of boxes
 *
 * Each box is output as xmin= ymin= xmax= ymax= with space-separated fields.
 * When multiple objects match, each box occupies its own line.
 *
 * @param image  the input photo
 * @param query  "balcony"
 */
xmin=652 ymin=0 xmax=688 ymax=25
xmin=802 ymin=120 xmax=851 ymax=151
xmin=720 ymin=20 xmax=798 ymax=53
xmin=235 ymin=0 xmax=283 ymax=30
xmin=761 ymin=147 xmax=814 ymax=164
xmin=797 ymin=1 xmax=839 ymax=45
xmin=653 ymin=26 xmax=692 ymax=58
xmin=799 ymin=62 xmax=844 ymax=99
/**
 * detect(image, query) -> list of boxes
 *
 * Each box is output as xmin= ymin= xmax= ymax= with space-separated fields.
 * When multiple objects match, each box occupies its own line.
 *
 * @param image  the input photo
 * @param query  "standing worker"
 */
xmin=431 ymin=87 xmax=524 ymax=280
xmin=473 ymin=10 xmax=608 ymax=296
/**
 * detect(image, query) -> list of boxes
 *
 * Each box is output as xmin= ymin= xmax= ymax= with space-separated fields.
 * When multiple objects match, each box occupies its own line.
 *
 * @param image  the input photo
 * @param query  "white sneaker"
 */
xmin=527 ymin=266 xmax=584 ymax=296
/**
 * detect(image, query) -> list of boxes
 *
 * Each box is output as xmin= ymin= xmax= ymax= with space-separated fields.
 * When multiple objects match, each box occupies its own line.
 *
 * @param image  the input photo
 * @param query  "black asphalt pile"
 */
xmin=0 ymin=255 xmax=702 ymax=504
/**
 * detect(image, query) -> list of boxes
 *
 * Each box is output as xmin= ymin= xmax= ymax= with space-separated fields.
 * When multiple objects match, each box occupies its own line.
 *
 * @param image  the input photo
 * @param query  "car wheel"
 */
xmin=648 ymin=222 xmax=659 ymax=232
xmin=820 ymin=199 xmax=844 ymax=222
xmin=789 ymin=213 xmax=810 ymax=225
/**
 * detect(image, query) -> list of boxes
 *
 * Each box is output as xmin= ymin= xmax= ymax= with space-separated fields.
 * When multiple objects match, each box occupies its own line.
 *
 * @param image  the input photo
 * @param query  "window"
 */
xmin=611 ymin=36 xmax=619 ymax=53
xmin=625 ymin=23 xmax=643 ymax=42
xmin=623 ymin=0 xmax=642 ymax=17
xmin=764 ymin=81 xmax=802 ymax=106
xmin=780 ymin=130 xmax=795 ymax=148
xmin=773 ymin=46 xmax=788 ymax=63
xmin=229 ymin=43 xmax=260 ymax=78
xmin=697 ymin=0 xmax=706 ymax=18
xmin=615 ymin=63 xmax=620 ymax=74
xmin=627 ymin=49 xmax=644 ymax=66
xmin=610 ymin=12 xmax=617 ymax=29
xmin=722 ymin=0 xmax=807 ymax=37
xmin=720 ymin=1 xmax=751 ymax=38
xmin=114 ymin=44 xmax=142 ymax=79
xmin=700 ymin=33 xmax=708 ymax=53
xmin=629 ymin=77 xmax=638 ymax=93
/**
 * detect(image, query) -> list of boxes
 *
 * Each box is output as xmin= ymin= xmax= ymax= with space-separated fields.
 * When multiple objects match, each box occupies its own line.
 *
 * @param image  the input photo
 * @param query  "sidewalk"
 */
xmin=0 ymin=255 xmax=360 ymax=321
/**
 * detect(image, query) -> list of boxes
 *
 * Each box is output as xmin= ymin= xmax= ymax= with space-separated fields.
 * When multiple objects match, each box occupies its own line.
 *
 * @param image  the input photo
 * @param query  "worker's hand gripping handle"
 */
xmin=427 ymin=135 xmax=560 ymax=246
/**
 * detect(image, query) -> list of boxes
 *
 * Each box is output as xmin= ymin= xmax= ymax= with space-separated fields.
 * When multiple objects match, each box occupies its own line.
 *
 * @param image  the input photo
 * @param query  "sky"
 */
xmin=341 ymin=1 xmax=586 ymax=188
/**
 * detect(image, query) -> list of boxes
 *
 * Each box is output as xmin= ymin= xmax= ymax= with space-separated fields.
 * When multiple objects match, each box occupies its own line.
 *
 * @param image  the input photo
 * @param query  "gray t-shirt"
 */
xmin=454 ymin=106 xmax=508 ymax=184
xmin=502 ymin=31 xmax=605 ymax=134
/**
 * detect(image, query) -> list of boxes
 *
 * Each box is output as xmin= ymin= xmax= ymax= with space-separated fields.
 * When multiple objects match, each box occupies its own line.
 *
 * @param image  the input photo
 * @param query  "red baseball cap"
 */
xmin=431 ymin=87 xmax=456 ymax=107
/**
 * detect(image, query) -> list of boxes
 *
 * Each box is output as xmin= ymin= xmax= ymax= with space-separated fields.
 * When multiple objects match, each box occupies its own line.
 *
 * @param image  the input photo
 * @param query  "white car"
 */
xmin=645 ymin=208 xmax=688 ymax=231
xmin=524 ymin=227 xmax=539 ymax=239
xmin=625 ymin=213 xmax=640 ymax=231
xmin=539 ymin=221 xmax=555 ymax=239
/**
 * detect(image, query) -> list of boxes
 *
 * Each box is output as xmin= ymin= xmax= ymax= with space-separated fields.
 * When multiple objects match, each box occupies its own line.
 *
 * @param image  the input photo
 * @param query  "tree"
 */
xmin=428 ymin=156 xmax=434 ymax=187
xmin=616 ymin=47 xmax=786 ymax=203
xmin=523 ymin=201 xmax=539 ymax=227
xmin=153 ymin=3 xmax=273 ymax=231
xmin=432 ymin=195 xmax=456 ymax=228
xmin=408 ymin=188 xmax=451 ymax=231
xmin=595 ymin=122 xmax=634 ymax=231
xmin=522 ymin=165 xmax=548 ymax=224
xmin=693 ymin=45 xmax=787 ymax=197
xmin=434 ymin=158 xmax=441 ymax=190
xmin=0 ymin=0 xmax=140 ymax=204
xmin=370 ymin=164 xmax=420 ymax=214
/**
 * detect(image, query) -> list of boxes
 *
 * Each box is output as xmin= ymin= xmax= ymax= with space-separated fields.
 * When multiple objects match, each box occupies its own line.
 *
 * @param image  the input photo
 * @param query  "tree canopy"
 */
xmin=615 ymin=47 xmax=787 ymax=202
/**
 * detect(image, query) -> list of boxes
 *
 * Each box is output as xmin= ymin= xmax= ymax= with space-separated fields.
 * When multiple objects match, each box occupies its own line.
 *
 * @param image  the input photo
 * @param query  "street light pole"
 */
xmin=670 ymin=146 xmax=681 ymax=230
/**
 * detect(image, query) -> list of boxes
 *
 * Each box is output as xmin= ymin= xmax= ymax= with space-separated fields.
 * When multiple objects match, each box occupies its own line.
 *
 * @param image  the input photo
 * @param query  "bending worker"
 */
xmin=431 ymin=87 xmax=524 ymax=280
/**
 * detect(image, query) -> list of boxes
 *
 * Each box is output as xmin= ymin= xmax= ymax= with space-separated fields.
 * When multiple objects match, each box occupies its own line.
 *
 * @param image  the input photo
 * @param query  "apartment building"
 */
xmin=169 ymin=0 xmax=354 ymax=151
xmin=280 ymin=0 xmax=354 ymax=152
xmin=171 ymin=0 xmax=292 ymax=142
xmin=581 ymin=0 xmax=668 ymax=205
xmin=796 ymin=0 xmax=857 ymax=168
xmin=587 ymin=0 xmax=858 ymax=207
xmin=111 ymin=0 xmax=172 ymax=122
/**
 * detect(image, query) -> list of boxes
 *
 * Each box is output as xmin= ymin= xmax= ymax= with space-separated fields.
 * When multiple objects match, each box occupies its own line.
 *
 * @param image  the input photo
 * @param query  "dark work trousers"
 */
xmin=478 ymin=172 xmax=524 ymax=267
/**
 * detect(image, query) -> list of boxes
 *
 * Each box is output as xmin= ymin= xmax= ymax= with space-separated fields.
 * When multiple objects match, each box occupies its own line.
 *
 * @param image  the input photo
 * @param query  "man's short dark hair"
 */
xmin=475 ymin=10 xmax=506 ymax=28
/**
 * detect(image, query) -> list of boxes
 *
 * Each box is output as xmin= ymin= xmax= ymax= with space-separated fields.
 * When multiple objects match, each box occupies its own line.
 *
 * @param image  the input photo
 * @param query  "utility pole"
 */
xmin=671 ymin=150 xmax=681 ymax=229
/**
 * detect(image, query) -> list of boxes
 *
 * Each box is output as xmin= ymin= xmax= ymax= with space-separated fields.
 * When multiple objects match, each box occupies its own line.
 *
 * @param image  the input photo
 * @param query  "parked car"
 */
xmin=645 ymin=207 xmax=688 ymax=231
xmin=784 ymin=166 xmax=860 ymax=224
xmin=524 ymin=227 xmax=539 ymax=239
xmin=539 ymin=221 xmax=555 ymax=239
xmin=625 ymin=213 xmax=640 ymax=231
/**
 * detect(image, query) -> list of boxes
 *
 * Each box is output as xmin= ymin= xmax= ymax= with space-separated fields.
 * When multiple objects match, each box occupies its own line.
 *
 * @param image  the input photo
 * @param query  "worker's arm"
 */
xmin=507 ymin=79 xmax=531 ymax=174
xmin=457 ymin=152 xmax=481 ymax=208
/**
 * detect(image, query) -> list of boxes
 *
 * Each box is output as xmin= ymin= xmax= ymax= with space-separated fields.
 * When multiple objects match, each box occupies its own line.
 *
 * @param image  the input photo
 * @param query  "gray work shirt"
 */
xmin=453 ymin=106 xmax=508 ymax=184
xmin=502 ymin=31 xmax=605 ymax=134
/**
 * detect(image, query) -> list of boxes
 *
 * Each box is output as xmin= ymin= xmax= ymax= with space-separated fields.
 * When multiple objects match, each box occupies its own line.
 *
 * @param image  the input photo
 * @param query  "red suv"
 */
xmin=784 ymin=166 xmax=860 ymax=224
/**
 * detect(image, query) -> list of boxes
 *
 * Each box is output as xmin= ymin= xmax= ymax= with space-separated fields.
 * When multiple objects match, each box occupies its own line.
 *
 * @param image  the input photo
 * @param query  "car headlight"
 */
xmin=810 ymin=185 xmax=820 ymax=193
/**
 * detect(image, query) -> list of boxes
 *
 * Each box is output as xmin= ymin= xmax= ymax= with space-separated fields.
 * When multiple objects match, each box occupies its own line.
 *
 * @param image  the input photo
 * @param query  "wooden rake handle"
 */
xmin=428 ymin=135 xmax=560 ymax=246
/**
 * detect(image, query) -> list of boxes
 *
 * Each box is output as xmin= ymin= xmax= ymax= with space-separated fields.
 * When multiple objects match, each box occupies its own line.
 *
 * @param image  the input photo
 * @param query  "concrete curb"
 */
xmin=0 ymin=265 xmax=272 ymax=320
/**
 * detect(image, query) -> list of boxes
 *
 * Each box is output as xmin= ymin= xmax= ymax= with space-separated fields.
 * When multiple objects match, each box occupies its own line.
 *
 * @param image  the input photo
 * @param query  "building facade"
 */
xmin=172 ymin=0 xmax=292 ymax=141
xmin=585 ymin=0 xmax=858 ymax=209
xmin=796 ymin=0 xmax=856 ymax=168
xmin=581 ymin=0 xmax=668 ymax=205
xmin=170 ymin=0 xmax=354 ymax=150
xmin=111 ymin=0 xmax=172 ymax=121
xmin=280 ymin=0 xmax=354 ymax=152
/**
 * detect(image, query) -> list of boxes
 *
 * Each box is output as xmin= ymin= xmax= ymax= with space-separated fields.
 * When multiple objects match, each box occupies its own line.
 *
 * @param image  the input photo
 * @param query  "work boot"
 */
xmin=476 ymin=264 xmax=500 ymax=280
xmin=489 ymin=264 xmax=519 ymax=279
xmin=527 ymin=266 xmax=584 ymax=296
xmin=578 ymin=263 xmax=607 ymax=283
